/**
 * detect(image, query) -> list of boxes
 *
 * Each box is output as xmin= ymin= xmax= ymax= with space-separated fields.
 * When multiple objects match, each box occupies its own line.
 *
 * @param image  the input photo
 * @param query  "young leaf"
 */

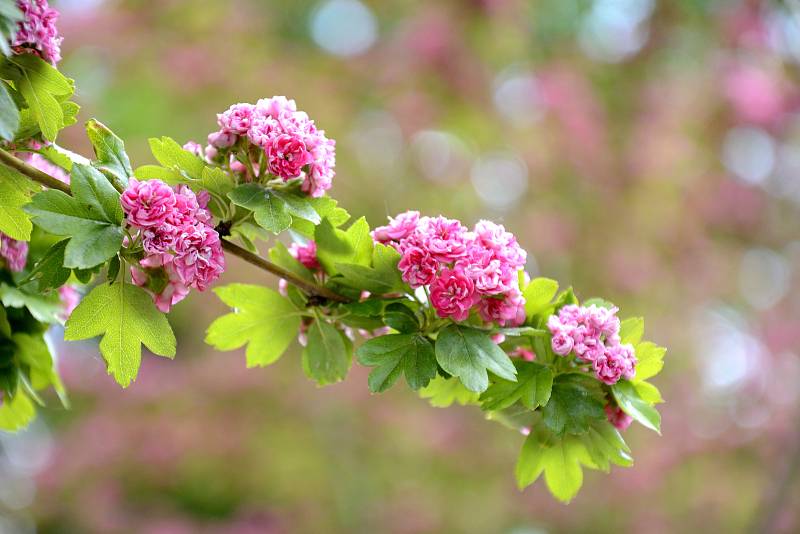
xmin=24 ymin=163 xmax=124 ymax=268
xmin=9 ymin=54 xmax=73 ymax=141
xmin=619 ymin=317 xmax=644 ymax=345
xmin=515 ymin=426 xmax=588 ymax=503
xmin=273 ymin=191 xmax=320 ymax=224
xmin=0 ymin=390 xmax=35 ymax=432
xmin=579 ymin=421 xmax=633 ymax=472
xmin=0 ymin=81 xmax=19 ymax=140
xmin=148 ymin=136 xmax=205 ymax=179
xmin=542 ymin=373 xmax=605 ymax=436
xmin=228 ymin=183 xmax=291 ymax=234
xmin=631 ymin=341 xmax=666 ymax=383
xmin=0 ymin=164 xmax=37 ymax=240
xmin=86 ymin=119 xmax=132 ymax=187
xmin=13 ymin=332 xmax=65 ymax=397
xmin=434 ymin=325 xmax=517 ymax=393
xmin=419 ymin=375 xmax=480 ymax=407
xmin=480 ymin=361 xmax=553 ymax=411
xmin=302 ymin=320 xmax=351 ymax=385
xmin=64 ymin=280 xmax=176 ymax=388
xmin=205 ymin=284 xmax=301 ymax=368
xmin=315 ymin=216 xmax=372 ymax=274
xmin=356 ymin=333 xmax=436 ymax=392
xmin=611 ymin=379 xmax=661 ymax=433
xmin=523 ymin=277 xmax=559 ymax=318
xmin=634 ymin=381 xmax=663 ymax=404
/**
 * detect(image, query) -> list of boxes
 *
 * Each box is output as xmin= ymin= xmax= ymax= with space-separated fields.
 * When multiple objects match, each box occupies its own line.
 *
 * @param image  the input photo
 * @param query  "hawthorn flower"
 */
xmin=203 ymin=96 xmax=336 ymax=197
xmin=289 ymin=240 xmax=321 ymax=271
xmin=57 ymin=285 xmax=80 ymax=321
xmin=122 ymin=179 xmax=225 ymax=311
xmin=0 ymin=233 xmax=28 ymax=272
xmin=11 ymin=0 xmax=63 ymax=65
xmin=429 ymin=267 xmax=479 ymax=322
xmin=375 ymin=211 xmax=528 ymax=327
xmin=547 ymin=304 xmax=636 ymax=385
xmin=605 ymin=404 xmax=633 ymax=431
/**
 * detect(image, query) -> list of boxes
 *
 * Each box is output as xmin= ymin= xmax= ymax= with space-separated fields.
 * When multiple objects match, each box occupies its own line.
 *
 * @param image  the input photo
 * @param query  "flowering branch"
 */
xmin=0 ymin=147 xmax=348 ymax=303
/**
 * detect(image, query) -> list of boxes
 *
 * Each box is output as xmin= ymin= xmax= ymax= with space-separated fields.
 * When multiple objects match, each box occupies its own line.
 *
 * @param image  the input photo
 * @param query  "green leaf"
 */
xmin=480 ymin=361 xmax=553 ymax=411
xmin=334 ymin=243 xmax=405 ymax=295
xmin=228 ymin=183 xmax=291 ymax=234
xmin=579 ymin=421 xmax=633 ymax=472
xmin=302 ymin=320 xmax=351 ymax=385
xmin=542 ymin=436 xmax=586 ymax=503
xmin=611 ymin=380 xmax=661 ymax=433
xmin=273 ymin=191 xmax=320 ymax=224
xmin=0 ymin=306 xmax=10 ymax=337
xmin=523 ymin=277 xmax=559 ymax=318
xmin=0 ymin=164 xmax=37 ymax=240
xmin=419 ymin=375 xmax=480 ymax=407
xmin=582 ymin=297 xmax=615 ymax=309
xmin=290 ymin=196 xmax=349 ymax=236
xmin=515 ymin=427 xmax=588 ymax=503
xmin=356 ymin=333 xmax=436 ymax=392
xmin=134 ymin=164 xmax=182 ymax=183
xmin=19 ymin=239 xmax=71 ymax=291
xmin=619 ymin=317 xmax=644 ymax=345
xmin=64 ymin=280 xmax=176 ymax=388
xmin=0 ymin=283 xmax=62 ymax=323
xmin=24 ymin=163 xmax=124 ymax=268
xmin=148 ymin=136 xmax=205 ymax=179
xmin=85 ymin=119 xmax=132 ymax=188
xmin=542 ymin=373 xmax=605 ymax=436
xmin=0 ymin=80 xmax=19 ymax=140
xmin=9 ymin=54 xmax=73 ymax=141
xmin=382 ymin=302 xmax=419 ymax=334
xmin=434 ymin=325 xmax=517 ymax=393
xmin=634 ymin=381 xmax=663 ymax=404
xmin=0 ymin=390 xmax=35 ymax=432
xmin=205 ymin=283 xmax=301 ymax=368
xmin=632 ymin=341 xmax=666 ymax=383
xmin=315 ymin=216 xmax=372 ymax=274
xmin=13 ymin=332 xmax=65 ymax=397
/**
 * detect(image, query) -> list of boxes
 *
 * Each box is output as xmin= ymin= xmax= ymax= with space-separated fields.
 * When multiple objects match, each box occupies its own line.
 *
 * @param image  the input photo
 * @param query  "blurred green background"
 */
xmin=3 ymin=0 xmax=800 ymax=532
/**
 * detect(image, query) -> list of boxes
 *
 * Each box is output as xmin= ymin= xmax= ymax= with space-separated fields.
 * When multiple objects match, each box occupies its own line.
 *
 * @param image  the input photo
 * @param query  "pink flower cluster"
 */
xmin=203 ymin=97 xmax=336 ymax=197
xmin=547 ymin=304 xmax=637 ymax=385
xmin=121 ymin=179 xmax=225 ymax=312
xmin=373 ymin=211 xmax=527 ymax=325
xmin=0 ymin=233 xmax=28 ymax=272
xmin=11 ymin=0 xmax=62 ymax=65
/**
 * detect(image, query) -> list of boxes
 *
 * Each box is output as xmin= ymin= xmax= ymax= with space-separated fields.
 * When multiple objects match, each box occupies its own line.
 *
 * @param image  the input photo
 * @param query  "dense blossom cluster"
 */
xmin=11 ymin=0 xmax=62 ymax=65
xmin=121 ymin=179 xmax=225 ymax=312
xmin=198 ymin=97 xmax=336 ymax=197
xmin=373 ymin=211 xmax=527 ymax=326
xmin=547 ymin=304 xmax=637 ymax=385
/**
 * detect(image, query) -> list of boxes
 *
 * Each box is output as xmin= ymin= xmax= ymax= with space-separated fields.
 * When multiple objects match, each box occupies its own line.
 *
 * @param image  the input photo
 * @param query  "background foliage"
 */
xmin=2 ymin=0 xmax=800 ymax=532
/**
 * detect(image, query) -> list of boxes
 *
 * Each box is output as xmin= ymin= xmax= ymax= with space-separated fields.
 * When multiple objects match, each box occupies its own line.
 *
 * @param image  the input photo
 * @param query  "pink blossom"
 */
xmin=207 ymin=130 xmax=236 ymax=149
xmin=121 ymin=179 xmax=177 ymax=229
xmin=289 ymin=240 xmax=321 ymax=271
xmin=419 ymin=216 xmax=470 ymax=262
xmin=605 ymin=404 xmax=633 ymax=431
xmin=171 ymin=224 xmax=225 ymax=292
xmin=267 ymin=133 xmax=312 ymax=180
xmin=397 ymin=245 xmax=438 ymax=288
xmin=511 ymin=347 xmax=536 ymax=361
xmin=551 ymin=331 xmax=575 ymax=356
xmin=478 ymin=291 xmax=525 ymax=327
xmin=473 ymin=219 xmax=527 ymax=268
xmin=0 ymin=233 xmax=28 ymax=272
xmin=57 ymin=285 xmax=80 ymax=321
xmin=12 ymin=0 xmax=62 ymax=65
xmin=217 ymin=103 xmax=254 ymax=135
xmin=182 ymin=141 xmax=204 ymax=158
xmin=593 ymin=345 xmax=636 ymax=385
xmin=372 ymin=210 xmax=420 ymax=243
xmin=131 ymin=262 xmax=191 ymax=313
xmin=429 ymin=267 xmax=479 ymax=321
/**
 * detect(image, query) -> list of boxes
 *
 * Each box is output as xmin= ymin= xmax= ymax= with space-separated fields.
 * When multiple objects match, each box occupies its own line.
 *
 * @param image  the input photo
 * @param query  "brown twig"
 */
xmin=0 ymin=147 xmax=350 ymax=303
